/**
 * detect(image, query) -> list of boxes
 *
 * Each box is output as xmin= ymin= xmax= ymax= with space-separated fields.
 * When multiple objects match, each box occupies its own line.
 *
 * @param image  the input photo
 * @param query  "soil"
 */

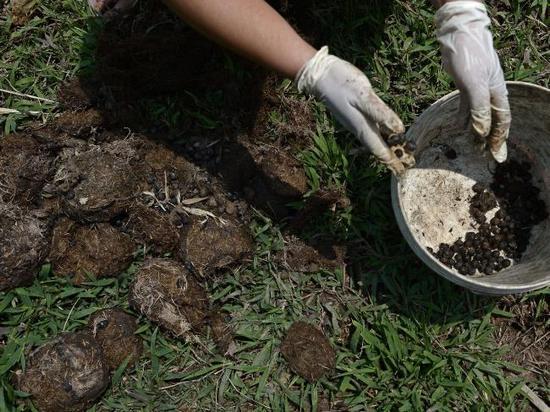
xmin=275 ymin=236 xmax=345 ymax=273
xmin=0 ymin=132 xmax=55 ymax=207
xmin=16 ymin=331 xmax=110 ymax=412
xmin=0 ymin=202 xmax=51 ymax=291
xmin=280 ymin=321 xmax=336 ymax=383
xmin=49 ymin=217 xmax=136 ymax=284
xmin=57 ymin=78 xmax=96 ymax=111
xmin=492 ymin=295 xmax=549 ymax=382
xmin=53 ymin=109 xmax=105 ymax=138
xmin=179 ymin=218 xmax=254 ymax=276
xmin=88 ymin=308 xmax=143 ymax=371
xmin=431 ymin=160 xmax=548 ymax=276
xmin=129 ymin=258 xmax=210 ymax=339
xmin=51 ymin=137 xmax=146 ymax=222
xmin=122 ymin=203 xmax=182 ymax=255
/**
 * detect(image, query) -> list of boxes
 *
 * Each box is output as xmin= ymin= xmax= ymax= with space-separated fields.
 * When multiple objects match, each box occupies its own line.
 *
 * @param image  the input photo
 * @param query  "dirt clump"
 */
xmin=88 ymin=308 xmax=143 ymax=371
xmin=16 ymin=331 xmax=110 ymax=412
xmin=57 ymin=78 xmax=96 ymax=111
xmin=123 ymin=203 xmax=182 ymax=255
xmin=51 ymin=138 xmax=145 ymax=222
xmin=179 ymin=218 xmax=254 ymax=276
xmin=0 ymin=202 xmax=51 ymax=291
xmin=0 ymin=132 xmax=55 ymax=207
xmin=275 ymin=236 xmax=345 ymax=273
xmin=49 ymin=217 xmax=136 ymax=284
xmin=129 ymin=258 xmax=209 ymax=339
xmin=9 ymin=0 xmax=36 ymax=25
xmin=280 ymin=321 xmax=336 ymax=383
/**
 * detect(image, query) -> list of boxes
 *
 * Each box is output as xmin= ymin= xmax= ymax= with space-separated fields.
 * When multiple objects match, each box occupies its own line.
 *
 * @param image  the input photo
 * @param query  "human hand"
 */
xmin=296 ymin=47 xmax=411 ymax=176
xmin=436 ymin=1 xmax=511 ymax=162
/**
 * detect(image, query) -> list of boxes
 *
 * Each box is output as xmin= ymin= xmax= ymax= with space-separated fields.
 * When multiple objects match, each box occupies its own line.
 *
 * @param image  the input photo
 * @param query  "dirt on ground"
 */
xmin=8 ymin=0 xmax=36 ymax=25
xmin=280 ymin=321 xmax=336 ymax=383
xmin=16 ymin=331 xmax=110 ymax=412
xmin=0 ymin=202 xmax=51 ymax=291
xmin=49 ymin=217 xmax=136 ymax=284
xmin=88 ymin=308 xmax=143 ymax=371
xmin=492 ymin=295 xmax=549 ymax=382
xmin=53 ymin=109 xmax=105 ymax=139
xmin=129 ymin=258 xmax=210 ymax=339
xmin=208 ymin=311 xmax=234 ymax=355
xmin=179 ymin=218 xmax=254 ymax=277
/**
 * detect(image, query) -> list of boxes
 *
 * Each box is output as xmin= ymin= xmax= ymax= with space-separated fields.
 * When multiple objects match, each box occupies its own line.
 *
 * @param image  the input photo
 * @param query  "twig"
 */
xmin=520 ymin=384 xmax=549 ymax=412
xmin=0 ymin=88 xmax=56 ymax=104
xmin=62 ymin=297 xmax=81 ymax=331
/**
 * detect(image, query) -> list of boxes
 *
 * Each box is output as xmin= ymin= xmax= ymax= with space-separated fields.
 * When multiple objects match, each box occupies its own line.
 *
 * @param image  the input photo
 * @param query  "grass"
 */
xmin=1 ymin=0 xmax=549 ymax=411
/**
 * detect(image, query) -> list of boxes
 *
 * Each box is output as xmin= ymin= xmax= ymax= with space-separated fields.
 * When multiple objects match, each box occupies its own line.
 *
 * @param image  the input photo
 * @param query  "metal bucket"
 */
xmin=392 ymin=82 xmax=550 ymax=295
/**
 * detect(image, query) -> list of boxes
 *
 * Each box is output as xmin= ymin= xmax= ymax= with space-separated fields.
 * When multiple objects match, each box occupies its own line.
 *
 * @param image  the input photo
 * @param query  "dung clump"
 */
xmin=123 ymin=203 xmax=182 ymax=255
xmin=0 ymin=202 xmax=50 ymax=291
xmin=49 ymin=218 xmax=136 ymax=284
xmin=129 ymin=258 xmax=209 ymax=339
xmin=179 ymin=219 xmax=254 ymax=276
xmin=275 ymin=236 xmax=345 ymax=273
xmin=208 ymin=311 xmax=234 ymax=355
xmin=88 ymin=308 xmax=143 ymax=371
xmin=280 ymin=321 xmax=336 ymax=383
xmin=51 ymin=138 xmax=145 ymax=222
xmin=16 ymin=331 xmax=110 ymax=412
xmin=431 ymin=159 xmax=548 ymax=276
xmin=0 ymin=132 xmax=55 ymax=207
xmin=53 ymin=109 xmax=104 ymax=138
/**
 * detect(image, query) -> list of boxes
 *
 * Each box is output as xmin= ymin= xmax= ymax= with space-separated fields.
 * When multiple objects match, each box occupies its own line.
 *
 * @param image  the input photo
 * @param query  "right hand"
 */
xmin=296 ymin=47 xmax=408 ymax=176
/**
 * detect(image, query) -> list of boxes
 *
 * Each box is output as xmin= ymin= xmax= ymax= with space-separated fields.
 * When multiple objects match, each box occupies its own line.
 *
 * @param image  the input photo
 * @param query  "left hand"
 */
xmin=435 ymin=1 xmax=511 ymax=163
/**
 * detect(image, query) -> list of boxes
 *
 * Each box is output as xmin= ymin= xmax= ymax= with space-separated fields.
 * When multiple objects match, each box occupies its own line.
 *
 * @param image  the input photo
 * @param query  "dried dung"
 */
xmin=0 ymin=202 xmax=50 ymax=291
xmin=49 ymin=217 xmax=135 ymax=284
xmin=53 ymin=109 xmax=104 ymax=138
xmin=275 ymin=236 xmax=345 ymax=273
xmin=208 ymin=311 xmax=234 ymax=355
xmin=16 ymin=331 xmax=110 ymax=412
xmin=129 ymin=258 xmax=209 ymax=339
xmin=280 ymin=321 xmax=336 ymax=383
xmin=179 ymin=218 xmax=253 ymax=276
xmin=88 ymin=308 xmax=143 ymax=370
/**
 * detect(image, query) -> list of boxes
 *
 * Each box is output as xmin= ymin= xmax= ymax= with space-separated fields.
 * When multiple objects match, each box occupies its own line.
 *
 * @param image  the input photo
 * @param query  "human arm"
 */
xmin=432 ymin=0 xmax=511 ymax=162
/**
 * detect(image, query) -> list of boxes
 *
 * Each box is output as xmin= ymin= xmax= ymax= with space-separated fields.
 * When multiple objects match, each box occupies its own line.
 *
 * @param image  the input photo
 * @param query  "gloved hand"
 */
xmin=435 ymin=1 xmax=511 ymax=163
xmin=88 ymin=0 xmax=136 ymax=18
xmin=296 ymin=47 xmax=408 ymax=176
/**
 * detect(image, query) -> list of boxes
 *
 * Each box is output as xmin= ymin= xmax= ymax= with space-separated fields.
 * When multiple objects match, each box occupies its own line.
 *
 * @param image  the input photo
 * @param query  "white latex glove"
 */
xmin=435 ymin=1 xmax=511 ymax=162
xmin=296 ymin=47 xmax=407 ymax=176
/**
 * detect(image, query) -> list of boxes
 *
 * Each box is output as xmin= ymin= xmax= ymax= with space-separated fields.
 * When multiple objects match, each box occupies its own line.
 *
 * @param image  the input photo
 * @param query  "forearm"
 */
xmin=431 ymin=0 xmax=482 ymax=8
xmin=162 ymin=0 xmax=316 ymax=78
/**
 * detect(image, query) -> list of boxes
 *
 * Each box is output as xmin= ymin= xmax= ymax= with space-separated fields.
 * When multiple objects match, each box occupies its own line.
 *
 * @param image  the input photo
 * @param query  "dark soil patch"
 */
xmin=0 ymin=132 xmax=55 ymax=207
xmin=123 ymin=203 xmax=182 ymax=255
xmin=280 ymin=321 xmax=336 ymax=383
xmin=275 ymin=236 xmax=345 ymax=273
xmin=431 ymin=159 xmax=548 ymax=276
xmin=129 ymin=258 xmax=209 ymax=339
xmin=16 ymin=331 xmax=110 ymax=412
xmin=0 ymin=202 xmax=50 ymax=291
xmin=49 ymin=217 xmax=136 ymax=284
xmin=57 ymin=78 xmax=96 ymax=111
xmin=179 ymin=218 xmax=254 ymax=276
xmin=88 ymin=308 xmax=143 ymax=371
xmin=51 ymin=137 xmax=146 ymax=222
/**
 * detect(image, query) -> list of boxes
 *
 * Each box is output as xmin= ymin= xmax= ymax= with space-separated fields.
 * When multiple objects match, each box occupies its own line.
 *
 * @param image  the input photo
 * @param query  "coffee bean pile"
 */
xmin=429 ymin=160 xmax=548 ymax=276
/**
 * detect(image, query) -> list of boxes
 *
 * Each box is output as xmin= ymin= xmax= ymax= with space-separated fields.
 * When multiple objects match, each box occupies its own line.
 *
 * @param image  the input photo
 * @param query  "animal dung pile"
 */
xmin=280 ymin=321 xmax=336 ymax=383
xmin=16 ymin=310 xmax=142 ymax=411
xmin=430 ymin=160 xmax=548 ymax=276
xmin=0 ymin=202 xmax=51 ymax=291
xmin=88 ymin=308 xmax=143 ymax=370
xmin=129 ymin=258 xmax=210 ymax=339
xmin=16 ymin=331 xmax=111 ymax=412
xmin=49 ymin=218 xmax=136 ymax=284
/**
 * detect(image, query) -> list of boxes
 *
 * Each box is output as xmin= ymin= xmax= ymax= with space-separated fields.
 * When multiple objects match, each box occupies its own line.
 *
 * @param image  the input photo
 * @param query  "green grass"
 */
xmin=1 ymin=0 xmax=549 ymax=411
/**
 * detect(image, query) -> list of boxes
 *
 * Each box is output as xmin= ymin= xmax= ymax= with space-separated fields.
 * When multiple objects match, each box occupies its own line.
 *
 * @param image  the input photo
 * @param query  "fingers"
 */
xmin=488 ymin=84 xmax=511 ymax=163
xmin=359 ymin=117 xmax=405 ymax=176
xmin=355 ymin=88 xmax=405 ymax=138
